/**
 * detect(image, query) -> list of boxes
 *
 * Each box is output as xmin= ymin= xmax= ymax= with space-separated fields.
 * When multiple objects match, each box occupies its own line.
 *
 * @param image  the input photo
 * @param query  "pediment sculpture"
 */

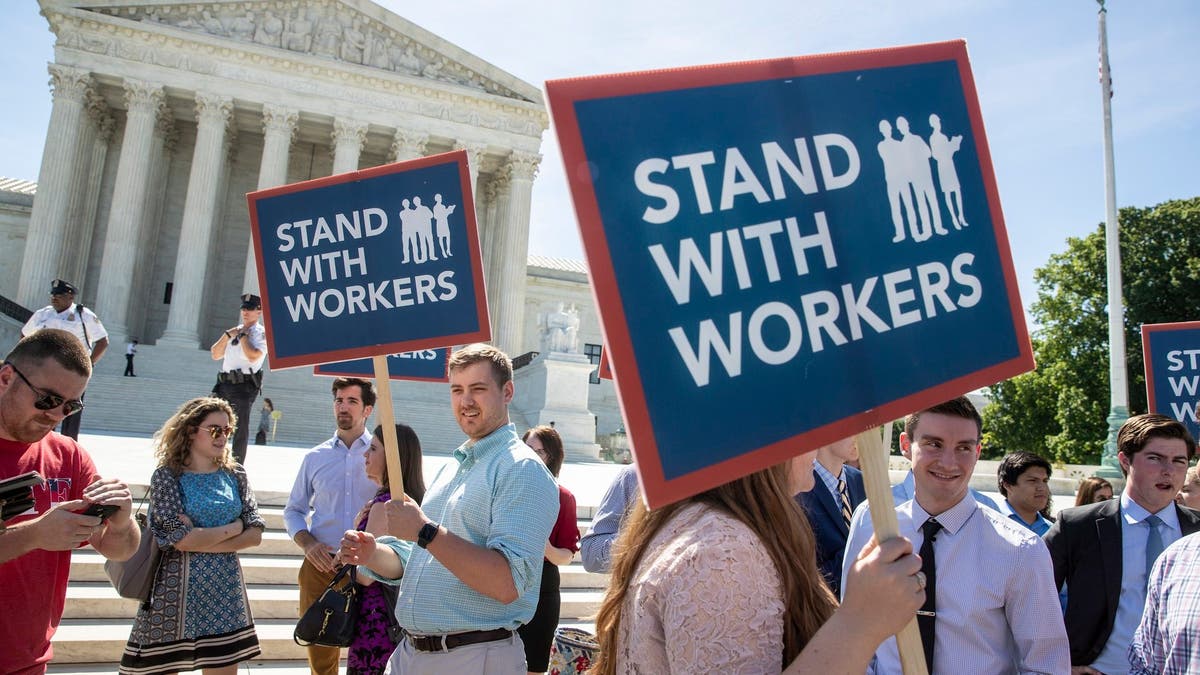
xmin=83 ymin=1 xmax=522 ymax=99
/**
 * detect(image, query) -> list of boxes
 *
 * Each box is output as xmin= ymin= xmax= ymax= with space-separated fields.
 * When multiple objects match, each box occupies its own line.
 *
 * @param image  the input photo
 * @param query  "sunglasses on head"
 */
xmin=3 ymin=361 xmax=85 ymax=416
xmin=202 ymin=424 xmax=235 ymax=439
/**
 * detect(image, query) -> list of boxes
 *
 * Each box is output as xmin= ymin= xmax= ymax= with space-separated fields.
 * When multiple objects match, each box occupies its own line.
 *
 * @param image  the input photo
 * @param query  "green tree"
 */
xmin=983 ymin=197 xmax=1200 ymax=465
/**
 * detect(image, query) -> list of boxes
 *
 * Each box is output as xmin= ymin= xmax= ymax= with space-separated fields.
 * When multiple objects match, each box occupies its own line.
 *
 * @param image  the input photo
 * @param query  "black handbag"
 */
xmin=294 ymin=565 xmax=361 ymax=647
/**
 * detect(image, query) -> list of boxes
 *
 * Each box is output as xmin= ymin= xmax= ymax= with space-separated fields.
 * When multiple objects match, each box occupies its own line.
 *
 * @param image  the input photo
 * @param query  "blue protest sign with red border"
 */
xmin=547 ymin=40 xmax=1033 ymax=507
xmin=248 ymin=151 xmax=489 ymax=369
xmin=313 ymin=349 xmax=451 ymax=383
xmin=1142 ymin=321 xmax=1200 ymax=442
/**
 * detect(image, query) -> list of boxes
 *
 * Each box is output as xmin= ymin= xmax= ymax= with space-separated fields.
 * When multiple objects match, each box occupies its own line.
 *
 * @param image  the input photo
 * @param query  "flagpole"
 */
xmin=1096 ymin=0 xmax=1126 ymax=478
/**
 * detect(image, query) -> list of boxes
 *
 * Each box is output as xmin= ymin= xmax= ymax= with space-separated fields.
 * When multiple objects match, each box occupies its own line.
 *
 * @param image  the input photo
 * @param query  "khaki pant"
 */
xmin=298 ymin=558 xmax=341 ymax=674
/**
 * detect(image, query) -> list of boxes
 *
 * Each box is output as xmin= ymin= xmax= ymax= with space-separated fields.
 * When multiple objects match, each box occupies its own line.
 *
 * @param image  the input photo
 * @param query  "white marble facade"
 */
xmin=15 ymin=0 xmax=547 ymax=356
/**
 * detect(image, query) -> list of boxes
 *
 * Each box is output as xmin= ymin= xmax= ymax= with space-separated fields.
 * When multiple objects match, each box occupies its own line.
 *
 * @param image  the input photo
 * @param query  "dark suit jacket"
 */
xmin=796 ymin=464 xmax=865 ymax=596
xmin=1044 ymin=498 xmax=1200 ymax=666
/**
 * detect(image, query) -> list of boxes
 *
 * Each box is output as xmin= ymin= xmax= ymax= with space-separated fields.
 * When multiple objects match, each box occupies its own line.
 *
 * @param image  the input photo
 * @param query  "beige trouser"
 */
xmin=298 ymin=558 xmax=341 ymax=674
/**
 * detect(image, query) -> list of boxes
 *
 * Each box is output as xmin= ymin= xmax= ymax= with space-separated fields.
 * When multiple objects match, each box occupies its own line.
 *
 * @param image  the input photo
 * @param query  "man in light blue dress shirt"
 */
xmin=996 ymin=451 xmax=1054 ymax=536
xmin=357 ymin=343 xmax=559 ymax=674
xmin=283 ymin=377 xmax=379 ymax=675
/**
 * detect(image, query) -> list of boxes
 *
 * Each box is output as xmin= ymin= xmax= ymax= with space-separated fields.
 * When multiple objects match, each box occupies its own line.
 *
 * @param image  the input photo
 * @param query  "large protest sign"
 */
xmin=1142 ymin=321 xmax=1200 ymax=441
xmin=547 ymin=40 xmax=1033 ymax=508
xmin=314 ymin=349 xmax=451 ymax=383
xmin=247 ymin=150 xmax=489 ymax=369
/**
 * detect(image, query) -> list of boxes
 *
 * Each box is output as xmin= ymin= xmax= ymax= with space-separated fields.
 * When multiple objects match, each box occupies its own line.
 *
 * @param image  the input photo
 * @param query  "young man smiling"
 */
xmin=843 ymin=396 xmax=1068 ymax=674
xmin=1045 ymin=414 xmax=1200 ymax=675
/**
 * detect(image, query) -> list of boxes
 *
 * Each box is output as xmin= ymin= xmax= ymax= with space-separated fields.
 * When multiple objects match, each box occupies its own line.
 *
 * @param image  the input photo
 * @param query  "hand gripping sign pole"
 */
xmin=856 ymin=426 xmax=927 ymax=675
xmin=372 ymin=355 xmax=405 ymax=500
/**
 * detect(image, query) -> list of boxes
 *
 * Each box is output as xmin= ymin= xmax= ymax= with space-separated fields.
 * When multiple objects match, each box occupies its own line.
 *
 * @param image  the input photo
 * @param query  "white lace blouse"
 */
xmin=614 ymin=502 xmax=787 ymax=674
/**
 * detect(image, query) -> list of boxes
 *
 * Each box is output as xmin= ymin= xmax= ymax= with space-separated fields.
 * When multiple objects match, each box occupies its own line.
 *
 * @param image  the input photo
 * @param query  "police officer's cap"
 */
xmin=240 ymin=293 xmax=262 ymax=310
xmin=50 ymin=279 xmax=77 ymax=295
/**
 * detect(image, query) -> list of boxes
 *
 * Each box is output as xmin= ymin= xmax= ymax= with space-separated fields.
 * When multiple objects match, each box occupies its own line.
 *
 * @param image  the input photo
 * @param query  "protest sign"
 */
xmin=247 ymin=150 xmax=489 ymax=369
xmin=597 ymin=347 xmax=612 ymax=380
xmin=314 ymin=349 xmax=451 ymax=383
xmin=546 ymin=40 xmax=1032 ymax=509
xmin=1142 ymin=321 xmax=1200 ymax=441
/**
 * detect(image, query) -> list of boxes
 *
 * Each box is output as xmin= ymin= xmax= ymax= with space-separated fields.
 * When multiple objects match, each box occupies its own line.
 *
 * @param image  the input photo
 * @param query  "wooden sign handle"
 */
xmin=372 ymin=355 xmax=404 ymax=499
xmin=855 ymin=427 xmax=928 ymax=675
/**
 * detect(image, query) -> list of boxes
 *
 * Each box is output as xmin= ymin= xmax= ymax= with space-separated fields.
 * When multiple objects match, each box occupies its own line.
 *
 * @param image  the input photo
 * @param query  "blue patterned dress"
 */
xmin=120 ymin=466 xmax=265 ymax=674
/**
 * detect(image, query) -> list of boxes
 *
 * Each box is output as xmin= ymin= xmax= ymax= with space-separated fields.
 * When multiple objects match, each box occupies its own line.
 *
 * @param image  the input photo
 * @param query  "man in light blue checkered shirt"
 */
xmin=343 ymin=343 xmax=559 ymax=674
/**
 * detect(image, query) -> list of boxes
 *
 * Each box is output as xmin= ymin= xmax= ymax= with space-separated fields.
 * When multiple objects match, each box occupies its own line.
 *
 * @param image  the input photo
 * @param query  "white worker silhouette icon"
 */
xmin=433 ymin=193 xmax=457 ymax=257
xmin=929 ymin=113 xmax=968 ymax=229
xmin=878 ymin=119 xmax=920 ymax=242
xmin=896 ymin=115 xmax=947 ymax=239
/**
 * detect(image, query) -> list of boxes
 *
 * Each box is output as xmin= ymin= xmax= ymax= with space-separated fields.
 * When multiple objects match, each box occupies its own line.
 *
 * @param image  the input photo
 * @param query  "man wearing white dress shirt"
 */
xmin=284 ymin=377 xmax=379 ymax=674
xmin=1045 ymin=414 xmax=1199 ymax=675
xmin=21 ymin=279 xmax=107 ymax=440
xmin=843 ymin=396 xmax=1069 ymax=674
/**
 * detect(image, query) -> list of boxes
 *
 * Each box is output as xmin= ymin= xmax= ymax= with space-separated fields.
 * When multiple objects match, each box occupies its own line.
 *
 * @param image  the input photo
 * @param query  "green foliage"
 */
xmin=983 ymin=197 xmax=1200 ymax=465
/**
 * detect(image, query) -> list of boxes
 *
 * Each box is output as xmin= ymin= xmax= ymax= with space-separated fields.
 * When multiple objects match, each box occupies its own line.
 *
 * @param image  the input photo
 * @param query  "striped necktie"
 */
xmin=837 ymin=476 xmax=853 ymax=528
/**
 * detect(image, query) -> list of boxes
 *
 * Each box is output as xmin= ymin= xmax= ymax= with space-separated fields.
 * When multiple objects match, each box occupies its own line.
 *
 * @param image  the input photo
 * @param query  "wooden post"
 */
xmin=855 ymin=427 xmax=928 ymax=675
xmin=373 ymin=355 xmax=404 ymax=498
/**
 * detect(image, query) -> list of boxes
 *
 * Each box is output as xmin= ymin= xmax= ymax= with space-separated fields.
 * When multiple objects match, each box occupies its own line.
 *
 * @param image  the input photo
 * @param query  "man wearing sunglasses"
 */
xmin=0 ymin=329 xmax=139 ymax=674
xmin=210 ymin=293 xmax=268 ymax=466
xmin=20 ymin=279 xmax=108 ymax=440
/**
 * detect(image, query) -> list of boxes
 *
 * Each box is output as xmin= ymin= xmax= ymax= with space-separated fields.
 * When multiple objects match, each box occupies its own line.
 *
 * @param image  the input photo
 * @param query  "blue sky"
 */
xmin=2 ymin=1 xmax=1197 ymax=312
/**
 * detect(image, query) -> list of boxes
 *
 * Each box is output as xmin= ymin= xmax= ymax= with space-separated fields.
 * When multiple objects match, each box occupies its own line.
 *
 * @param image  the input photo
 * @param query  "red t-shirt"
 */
xmin=0 ymin=432 xmax=98 ymax=674
xmin=548 ymin=483 xmax=580 ymax=557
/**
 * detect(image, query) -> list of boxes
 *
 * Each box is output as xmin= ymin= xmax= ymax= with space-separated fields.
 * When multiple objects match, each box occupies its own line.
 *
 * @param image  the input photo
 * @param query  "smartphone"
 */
xmin=82 ymin=503 xmax=120 ymax=522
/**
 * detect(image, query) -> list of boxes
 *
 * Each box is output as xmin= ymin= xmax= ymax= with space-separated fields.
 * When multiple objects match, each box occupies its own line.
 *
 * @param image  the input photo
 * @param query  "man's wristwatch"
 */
xmin=417 ymin=522 xmax=440 ymax=549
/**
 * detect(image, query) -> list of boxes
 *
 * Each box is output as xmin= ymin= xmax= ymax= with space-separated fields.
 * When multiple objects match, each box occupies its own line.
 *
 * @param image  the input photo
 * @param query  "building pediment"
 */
xmin=42 ymin=0 xmax=541 ymax=105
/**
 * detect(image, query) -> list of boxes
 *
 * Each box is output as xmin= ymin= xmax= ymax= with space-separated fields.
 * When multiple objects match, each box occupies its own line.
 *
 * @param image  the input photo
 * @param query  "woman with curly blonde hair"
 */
xmin=120 ymin=397 xmax=266 ymax=675
xmin=593 ymin=451 xmax=925 ymax=674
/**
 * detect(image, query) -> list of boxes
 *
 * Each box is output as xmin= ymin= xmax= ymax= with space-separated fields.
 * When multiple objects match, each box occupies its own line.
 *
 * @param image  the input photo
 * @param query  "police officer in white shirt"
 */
xmin=21 ymin=278 xmax=108 ymax=439
xmin=209 ymin=293 xmax=267 ymax=465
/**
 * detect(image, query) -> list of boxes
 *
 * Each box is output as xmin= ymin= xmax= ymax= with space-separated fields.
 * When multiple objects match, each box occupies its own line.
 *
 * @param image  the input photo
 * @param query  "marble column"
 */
xmin=493 ymin=152 xmax=539 ymax=355
xmin=128 ymin=113 xmax=176 ymax=339
xmin=453 ymin=141 xmax=485 ymax=201
xmin=95 ymin=79 xmax=166 ymax=340
xmin=480 ymin=177 xmax=501 ymax=306
xmin=159 ymin=93 xmax=233 ymax=346
xmin=485 ymin=168 xmax=511 ymax=337
xmin=17 ymin=65 xmax=92 ymax=308
xmin=331 ymin=118 xmax=368 ymax=175
xmin=390 ymin=129 xmax=428 ymax=162
xmin=242 ymin=104 xmax=298 ymax=294
xmin=59 ymin=89 xmax=110 ymax=283
xmin=68 ymin=109 xmax=115 ymax=289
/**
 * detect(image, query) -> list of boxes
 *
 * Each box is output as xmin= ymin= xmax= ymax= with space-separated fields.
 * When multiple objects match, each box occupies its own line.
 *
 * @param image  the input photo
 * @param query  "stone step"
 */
xmin=62 ymin=581 xmax=604 ymax=623
xmin=70 ymin=549 xmax=610 ymax=590
xmin=48 ymin=620 xmax=600 ymax=671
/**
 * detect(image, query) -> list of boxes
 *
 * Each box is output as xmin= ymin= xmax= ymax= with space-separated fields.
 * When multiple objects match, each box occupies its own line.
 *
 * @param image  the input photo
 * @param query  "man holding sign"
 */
xmin=842 ymin=397 xmax=1068 ymax=673
xmin=344 ymin=344 xmax=558 ymax=673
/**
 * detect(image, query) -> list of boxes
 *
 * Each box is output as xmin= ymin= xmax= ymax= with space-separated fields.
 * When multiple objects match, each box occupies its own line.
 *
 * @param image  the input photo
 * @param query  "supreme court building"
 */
xmin=15 ymin=0 xmax=546 ymax=356
xmin=2 ymin=0 xmax=625 ymax=455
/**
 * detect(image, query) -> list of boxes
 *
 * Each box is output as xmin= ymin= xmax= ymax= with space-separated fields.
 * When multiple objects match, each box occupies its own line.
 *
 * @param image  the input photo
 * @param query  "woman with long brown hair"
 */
xmin=593 ymin=450 xmax=923 ymax=674
xmin=1074 ymin=476 xmax=1113 ymax=506
xmin=343 ymin=423 xmax=427 ymax=675
xmin=120 ymin=397 xmax=265 ymax=675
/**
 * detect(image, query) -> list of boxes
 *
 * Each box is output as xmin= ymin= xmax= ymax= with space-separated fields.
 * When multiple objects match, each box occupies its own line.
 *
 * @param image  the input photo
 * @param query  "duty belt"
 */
xmin=217 ymin=370 xmax=262 ymax=387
